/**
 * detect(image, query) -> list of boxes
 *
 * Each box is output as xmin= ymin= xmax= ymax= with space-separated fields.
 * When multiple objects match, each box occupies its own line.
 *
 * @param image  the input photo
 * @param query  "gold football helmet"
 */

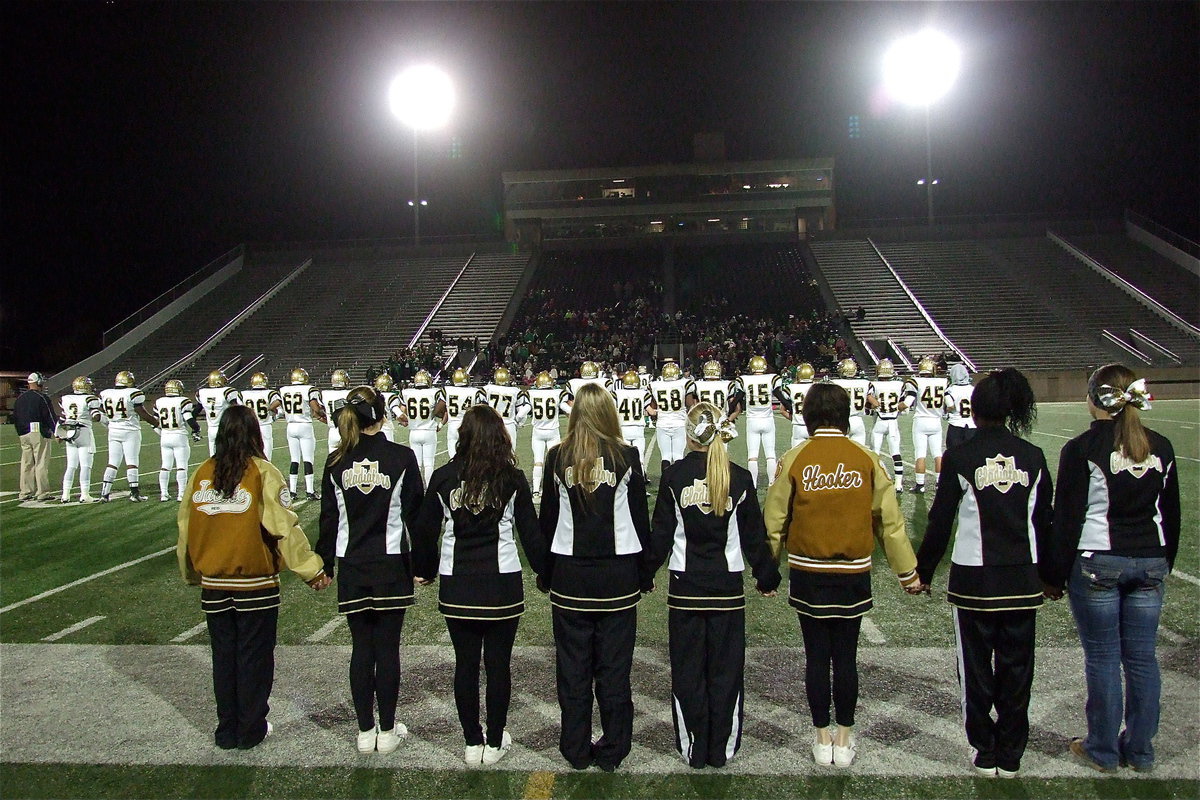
xmin=330 ymin=369 xmax=349 ymax=389
xmin=661 ymin=360 xmax=681 ymax=381
xmin=918 ymin=357 xmax=936 ymax=376
xmin=580 ymin=361 xmax=599 ymax=379
xmin=876 ymin=359 xmax=895 ymax=379
xmin=206 ymin=369 xmax=227 ymax=388
xmin=164 ymin=379 xmax=184 ymax=396
xmin=71 ymin=376 xmax=94 ymax=394
xmin=748 ymin=355 xmax=768 ymax=375
xmin=534 ymin=371 xmax=554 ymax=389
xmin=250 ymin=372 xmax=269 ymax=388
xmin=702 ymin=360 xmax=722 ymax=380
xmin=837 ymin=358 xmax=858 ymax=379
xmin=621 ymin=370 xmax=641 ymax=389
xmin=493 ymin=367 xmax=512 ymax=387
xmin=290 ymin=368 xmax=309 ymax=385
xmin=796 ymin=363 xmax=815 ymax=383
xmin=413 ymin=370 xmax=432 ymax=388
xmin=374 ymin=373 xmax=394 ymax=392
xmin=115 ymin=370 xmax=135 ymax=388
xmin=451 ymin=368 xmax=469 ymax=387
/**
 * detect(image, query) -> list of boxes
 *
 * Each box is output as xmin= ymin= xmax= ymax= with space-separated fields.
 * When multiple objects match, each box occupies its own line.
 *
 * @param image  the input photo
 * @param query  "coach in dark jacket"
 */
xmin=14 ymin=372 xmax=57 ymax=500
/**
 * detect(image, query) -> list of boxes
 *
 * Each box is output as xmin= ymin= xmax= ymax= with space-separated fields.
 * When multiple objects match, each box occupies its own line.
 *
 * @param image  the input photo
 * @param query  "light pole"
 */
xmin=388 ymin=65 xmax=455 ymax=245
xmin=883 ymin=30 xmax=960 ymax=224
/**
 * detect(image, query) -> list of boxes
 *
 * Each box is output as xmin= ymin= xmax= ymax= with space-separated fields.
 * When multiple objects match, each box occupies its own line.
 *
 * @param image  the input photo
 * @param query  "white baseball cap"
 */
xmin=27 ymin=372 xmax=44 ymax=384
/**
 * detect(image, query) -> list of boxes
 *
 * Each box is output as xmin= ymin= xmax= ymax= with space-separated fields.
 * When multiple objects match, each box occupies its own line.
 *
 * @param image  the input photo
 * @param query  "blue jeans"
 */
xmin=1068 ymin=552 xmax=1167 ymax=770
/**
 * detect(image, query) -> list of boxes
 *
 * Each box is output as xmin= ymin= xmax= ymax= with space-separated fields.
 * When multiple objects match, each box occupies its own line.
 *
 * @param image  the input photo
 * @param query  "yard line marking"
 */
xmin=522 ymin=770 xmax=555 ymax=800
xmin=171 ymin=622 xmax=208 ymax=643
xmin=1030 ymin=430 xmax=1200 ymax=462
xmin=1159 ymin=627 xmax=1186 ymax=644
xmin=0 ymin=546 xmax=174 ymax=615
xmin=861 ymin=617 xmax=887 ymax=644
xmin=1170 ymin=569 xmax=1200 ymax=587
xmin=306 ymin=616 xmax=344 ymax=643
xmin=42 ymin=615 xmax=105 ymax=641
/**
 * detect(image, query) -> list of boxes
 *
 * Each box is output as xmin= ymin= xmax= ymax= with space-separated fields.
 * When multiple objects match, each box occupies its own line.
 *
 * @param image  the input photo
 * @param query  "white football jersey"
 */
xmin=527 ymin=387 xmax=568 ymax=432
xmin=868 ymin=379 xmax=906 ymax=420
xmin=382 ymin=392 xmax=405 ymax=425
xmin=734 ymin=373 xmax=781 ymax=419
xmin=944 ymin=384 xmax=976 ymax=428
xmin=832 ymin=378 xmax=871 ymax=418
xmin=242 ymin=388 xmax=282 ymax=424
xmin=100 ymin=386 xmax=147 ymax=431
xmin=196 ymin=386 xmax=242 ymax=427
xmin=638 ymin=371 xmax=652 ymax=390
xmin=155 ymin=395 xmax=197 ymax=433
xmin=904 ymin=376 xmax=949 ymax=418
xmin=59 ymin=393 xmax=102 ymax=430
xmin=402 ymin=386 xmax=442 ymax=432
xmin=484 ymin=384 xmax=529 ymax=424
xmin=566 ymin=377 xmax=611 ymax=403
xmin=612 ymin=386 xmax=650 ymax=427
xmin=785 ymin=382 xmax=815 ymax=426
xmin=693 ymin=379 xmax=734 ymax=412
xmin=649 ymin=378 xmax=694 ymax=429
xmin=442 ymin=385 xmax=484 ymax=423
xmin=279 ymin=384 xmax=321 ymax=424
xmin=320 ymin=389 xmax=349 ymax=427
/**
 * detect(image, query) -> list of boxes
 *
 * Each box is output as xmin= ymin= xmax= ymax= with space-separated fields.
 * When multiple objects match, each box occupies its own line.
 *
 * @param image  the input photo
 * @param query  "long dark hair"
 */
xmin=972 ymin=368 xmax=1037 ymax=437
xmin=456 ymin=404 xmax=520 ymax=516
xmin=213 ymin=405 xmax=266 ymax=497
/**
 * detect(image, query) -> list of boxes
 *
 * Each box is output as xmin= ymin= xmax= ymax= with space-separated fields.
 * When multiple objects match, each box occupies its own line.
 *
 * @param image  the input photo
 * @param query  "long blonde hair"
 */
xmin=328 ymin=385 xmax=385 ymax=465
xmin=1088 ymin=364 xmax=1151 ymax=463
xmin=556 ymin=383 xmax=627 ymax=495
xmin=686 ymin=402 xmax=730 ymax=516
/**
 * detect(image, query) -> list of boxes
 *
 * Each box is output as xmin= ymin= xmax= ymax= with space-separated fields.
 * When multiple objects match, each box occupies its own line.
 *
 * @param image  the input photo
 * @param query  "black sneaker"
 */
xmin=306 ymin=492 xmax=320 ymax=501
xmin=130 ymin=490 xmax=146 ymax=502
xmin=100 ymin=494 xmax=111 ymax=503
xmin=911 ymin=484 xmax=925 ymax=494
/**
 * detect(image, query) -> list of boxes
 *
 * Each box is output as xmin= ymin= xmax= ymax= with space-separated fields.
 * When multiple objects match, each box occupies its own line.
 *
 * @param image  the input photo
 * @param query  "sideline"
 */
xmin=0 ymin=547 xmax=174 ymax=615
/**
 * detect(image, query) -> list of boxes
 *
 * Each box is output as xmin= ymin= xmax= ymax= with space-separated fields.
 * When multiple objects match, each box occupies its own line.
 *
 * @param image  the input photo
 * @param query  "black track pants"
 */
xmin=669 ymin=607 xmax=746 ymax=768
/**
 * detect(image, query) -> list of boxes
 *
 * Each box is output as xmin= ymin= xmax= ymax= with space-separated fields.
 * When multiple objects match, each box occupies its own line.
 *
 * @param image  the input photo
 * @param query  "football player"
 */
xmin=693 ymin=360 xmax=734 ymax=414
xmin=637 ymin=364 xmax=651 ymax=391
xmin=58 ymin=376 xmax=104 ymax=502
xmin=648 ymin=359 xmax=694 ymax=469
xmin=899 ymin=357 xmax=948 ymax=493
xmin=527 ymin=371 xmax=568 ymax=501
xmin=196 ymin=369 xmax=243 ymax=457
xmin=831 ymin=358 xmax=871 ymax=446
xmin=728 ymin=355 xmax=783 ymax=487
xmin=440 ymin=368 xmax=483 ymax=459
xmin=564 ymin=360 xmax=611 ymax=409
xmin=280 ymin=367 xmax=326 ymax=500
xmin=321 ymin=369 xmax=352 ymax=453
xmin=780 ymin=362 xmax=816 ymax=449
xmin=403 ymin=369 xmax=445 ymax=483
xmin=943 ymin=363 xmax=977 ymax=449
xmin=484 ymin=366 xmax=530 ymax=450
xmin=613 ymin=369 xmax=653 ymax=474
xmin=99 ymin=370 xmax=158 ymax=502
xmin=155 ymin=379 xmax=201 ymax=501
xmin=242 ymin=372 xmax=283 ymax=457
xmin=866 ymin=359 xmax=906 ymax=492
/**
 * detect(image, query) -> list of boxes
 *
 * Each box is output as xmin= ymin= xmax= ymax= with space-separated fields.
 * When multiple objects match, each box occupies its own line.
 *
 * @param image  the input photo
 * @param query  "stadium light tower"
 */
xmin=388 ymin=65 xmax=455 ymax=245
xmin=882 ymin=30 xmax=961 ymax=225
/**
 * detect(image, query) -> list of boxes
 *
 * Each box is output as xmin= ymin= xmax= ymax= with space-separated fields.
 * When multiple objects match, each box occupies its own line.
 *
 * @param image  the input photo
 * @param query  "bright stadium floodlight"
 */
xmin=883 ymin=30 xmax=960 ymax=224
xmin=389 ymin=65 xmax=455 ymax=245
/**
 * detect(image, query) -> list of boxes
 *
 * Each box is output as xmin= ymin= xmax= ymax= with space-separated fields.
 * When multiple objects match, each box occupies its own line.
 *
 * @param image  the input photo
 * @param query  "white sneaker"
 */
xmin=481 ymin=730 xmax=512 ymax=766
xmin=833 ymin=736 xmax=856 ymax=768
xmin=464 ymin=744 xmax=485 ymax=766
xmin=376 ymin=723 xmax=408 ymax=754
xmin=357 ymin=727 xmax=377 ymax=753
xmin=80 ymin=494 xmax=96 ymax=503
xmin=812 ymin=728 xmax=833 ymax=765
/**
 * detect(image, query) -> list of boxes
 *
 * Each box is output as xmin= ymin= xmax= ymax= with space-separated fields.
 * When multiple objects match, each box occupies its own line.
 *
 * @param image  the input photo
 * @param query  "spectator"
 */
xmin=14 ymin=372 xmax=57 ymax=501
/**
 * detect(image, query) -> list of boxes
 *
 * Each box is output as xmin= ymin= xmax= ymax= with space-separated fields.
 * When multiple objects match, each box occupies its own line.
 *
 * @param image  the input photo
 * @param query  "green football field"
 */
xmin=1 ymin=400 xmax=1197 ymax=799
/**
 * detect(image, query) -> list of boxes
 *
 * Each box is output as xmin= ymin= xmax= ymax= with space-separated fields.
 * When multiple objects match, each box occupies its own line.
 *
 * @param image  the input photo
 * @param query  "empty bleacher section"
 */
xmin=675 ymin=243 xmax=821 ymax=317
xmin=420 ymin=250 xmax=533 ymax=346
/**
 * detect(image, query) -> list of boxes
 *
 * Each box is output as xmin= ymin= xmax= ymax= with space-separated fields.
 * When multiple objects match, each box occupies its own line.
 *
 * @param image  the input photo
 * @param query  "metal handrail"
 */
xmin=1125 ymin=209 xmax=1200 ymax=258
xmin=408 ymin=253 xmax=476 ymax=348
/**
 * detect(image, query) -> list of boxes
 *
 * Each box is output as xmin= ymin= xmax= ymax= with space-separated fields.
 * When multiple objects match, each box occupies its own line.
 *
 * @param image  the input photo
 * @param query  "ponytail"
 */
xmin=328 ymin=386 xmax=384 ymax=465
xmin=686 ymin=402 xmax=735 ymax=517
xmin=1089 ymin=364 xmax=1151 ymax=463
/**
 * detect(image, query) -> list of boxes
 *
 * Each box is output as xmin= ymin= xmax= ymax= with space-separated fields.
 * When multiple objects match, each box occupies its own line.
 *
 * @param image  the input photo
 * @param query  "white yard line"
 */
xmin=306 ymin=616 xmax=345 ymax=643
xmin=0 ymin=546 xmax=174 ymax=615
xmin=861 ymin=617 xmax=887 ymax=644
xmin=1170 ymin=569 xmax=1200 ymax=587
xmin=171 ymin=622 xmax=209 ymax=643
xmin=1030 ymin=429 xmax=1199 ymax=462
xmin=41 ymin=615 xmax=105 ymax=642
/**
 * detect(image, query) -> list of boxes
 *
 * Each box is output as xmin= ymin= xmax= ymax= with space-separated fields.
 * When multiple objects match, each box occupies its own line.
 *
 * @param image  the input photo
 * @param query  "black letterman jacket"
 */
xmin=1044 ymin=419 xmax=1179 ymax=590
xmin=540 ymin=443 xmax=653 ymax=612
xmin=916 ymin=426 xmax=1053 ymax=612
xmin=648 ymin=451 xmax=781 ymax=611
xmin=317 ymin=432 xmax=424 ymax=595
xmin=412 ymin=459 xmax=546 ymax=620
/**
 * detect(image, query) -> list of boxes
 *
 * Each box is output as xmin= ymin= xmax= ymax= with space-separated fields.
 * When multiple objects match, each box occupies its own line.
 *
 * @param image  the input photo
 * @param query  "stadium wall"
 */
xmin=1026 ymin=366 xmax=1198 ymax=402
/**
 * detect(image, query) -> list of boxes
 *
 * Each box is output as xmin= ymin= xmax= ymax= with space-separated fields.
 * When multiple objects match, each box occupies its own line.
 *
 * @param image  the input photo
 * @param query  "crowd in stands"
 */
xmin=367 ymin=343 xmax=447 ymax=384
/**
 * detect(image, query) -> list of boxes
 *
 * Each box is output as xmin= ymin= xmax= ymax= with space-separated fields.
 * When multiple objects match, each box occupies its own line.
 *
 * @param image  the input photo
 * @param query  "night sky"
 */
xmin=4 ymin=1 xmax=1197 ymax=371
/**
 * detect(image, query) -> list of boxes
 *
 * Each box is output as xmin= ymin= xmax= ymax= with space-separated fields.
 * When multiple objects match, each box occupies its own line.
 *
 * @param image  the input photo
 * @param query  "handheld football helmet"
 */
xmin=621 ymin=369 xmax=641 ymax=389
xmin=661 ymin=360 xmax=681 ymax=381
xmin=702 ymin=360 xmax=722 ymax=380
xmin=837 ymin=358 xmax=858 ymax=379
xmin=580 ymin=361 xmax=599 ymax=379
xmin=748 ymin=355 xmax=768 ymax=375
xmin=330 ymin=369 xmax=349 ymax=389
xmin=115 ymin=370 xmax=135 ymax=388
xmin=164 ymin=379 xmax=184 ymax=397
xmin=948 ymin=363 xmax=972 ymax=386
xmin=637 ymin=365 xmax=648 ymax=374
xmin=71 ymin=376 xmax=94 ymax=394
xmin=796 ymin=363 xmax=815 ymax=383
xmin=451 ymin=368 xmax=469 ymax=387
xmin=917 ymin=357 xmax=936 ymax=376
xmin=534 ymin=371 xmax=554 ymax=389
xmin=207 ymin=369 xmax=227 ymax=388
xmin=290 ymin=368 xmax=309 ymax=385
xmin=413 ymin=370 xmax=432 ymax=388
xmin=374 ymin=373 xmax=394 ymax=392
xmin=250 ymin=372 xmax=269 ymax=389
xmin=493 ymin=367 xmax=512 ymax=387
xmin=876 ymin=359 xmax=895 ymax=380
